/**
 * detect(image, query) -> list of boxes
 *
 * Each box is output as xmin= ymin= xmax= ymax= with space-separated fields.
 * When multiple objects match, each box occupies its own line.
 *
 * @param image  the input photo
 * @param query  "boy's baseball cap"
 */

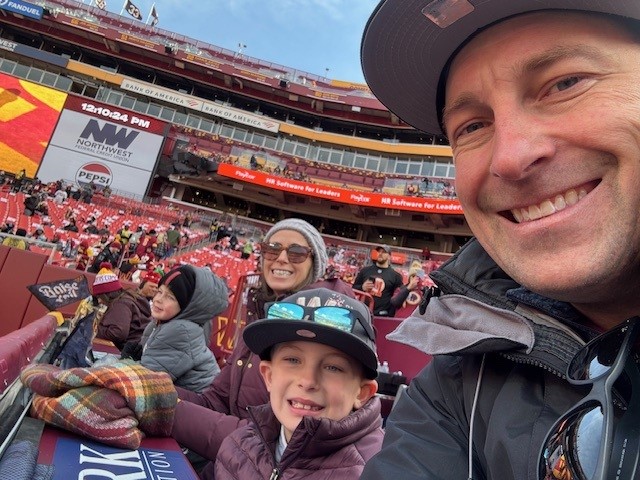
xmin=361 ymin=0 xmax=640 ymax=136
xmin=243 ymin=288 xmax=379 ymax=379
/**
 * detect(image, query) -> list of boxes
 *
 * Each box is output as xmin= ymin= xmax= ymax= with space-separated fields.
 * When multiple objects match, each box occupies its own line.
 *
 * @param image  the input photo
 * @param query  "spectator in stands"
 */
xmin=0 ymin=222 xmax=12 ymax=234
xmin=62 ymin=217 xmax=78 ymax=232
xmin=136 ymin=229 xmax=157 ymax=257
xmin=92 ymin=262 xmax=152 ymax=352
xmin=29 ymin=227 xmax=47 ymax=243
xmin=154 ymin=232 xmax=168 ymax=259
xmin=12 ymin=169 xmax=25 ymax=193
xmin=240 ymin=239 xmax=254 ymax=259
xmin=166 ymin=224 xmax=181 ymax=257
xmin=88 ymin=241 xmax=122 ymax=273
xmin=118 ymin=224 xmax=132 ymax=246
xmin=23 ymin=194 xmax=39 ymax=217
xmin=136 ymin=266 xmax=229 ymax=393
xmin=53 ymin=186 xmax=68 ymax=205
xmin=2 ymin=228 xmax=27 ymax=250
xmin=353 ymin=245 xmax=419 ymax=317
xmin=74 ymin=240 xmax=91 ymax=271
xmin=102 ymin=185 xmax=112 ymax=198
xmin=214 ymin=287 xmax=383 ymax=478
xmin=170 ymin=218 xmax=355 ymax=477
xmin=360 ymin=3 xmax=640 ymax=480
xmin=137 ymin=269 xmax=161 ymax=303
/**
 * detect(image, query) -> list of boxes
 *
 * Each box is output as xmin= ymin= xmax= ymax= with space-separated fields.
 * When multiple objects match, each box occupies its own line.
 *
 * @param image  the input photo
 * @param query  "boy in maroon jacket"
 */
xmin=213 ymin=287 xmax=383 ymax=480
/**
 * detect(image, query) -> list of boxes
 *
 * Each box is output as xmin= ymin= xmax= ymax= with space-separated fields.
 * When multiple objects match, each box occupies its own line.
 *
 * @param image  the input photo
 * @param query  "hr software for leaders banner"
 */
xmin=37 ymin=95 xmax=168 ymax=197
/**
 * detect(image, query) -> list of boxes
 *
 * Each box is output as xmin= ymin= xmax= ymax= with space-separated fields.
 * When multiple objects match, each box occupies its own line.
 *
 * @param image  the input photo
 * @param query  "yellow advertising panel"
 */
xmin=0 ymin=72 xmax=67 ymax=176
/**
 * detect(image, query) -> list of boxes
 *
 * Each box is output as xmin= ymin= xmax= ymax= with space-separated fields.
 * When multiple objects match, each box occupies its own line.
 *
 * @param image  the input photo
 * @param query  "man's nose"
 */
xmin=489 ymin=110 xmax=556 ymax=180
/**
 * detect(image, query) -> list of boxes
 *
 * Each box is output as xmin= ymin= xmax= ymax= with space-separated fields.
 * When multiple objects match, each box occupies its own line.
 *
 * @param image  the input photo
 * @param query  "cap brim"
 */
xmin=243 ymin=320 xmax=379 ymax=379
xmin=361 ymin=0 xmax=640 ymax=136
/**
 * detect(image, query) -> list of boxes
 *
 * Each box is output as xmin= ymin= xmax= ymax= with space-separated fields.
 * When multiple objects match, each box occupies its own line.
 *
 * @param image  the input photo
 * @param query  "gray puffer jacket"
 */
xmin=140 ymin=266 xmax=229 ymax=393
xmin=361 ymin=238 xmax=603 ymax=480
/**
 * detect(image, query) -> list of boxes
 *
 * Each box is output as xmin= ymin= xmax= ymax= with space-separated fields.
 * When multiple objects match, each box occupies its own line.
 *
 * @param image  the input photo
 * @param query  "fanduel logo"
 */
xmin=79 ymin=119 xmax=139 ymax=148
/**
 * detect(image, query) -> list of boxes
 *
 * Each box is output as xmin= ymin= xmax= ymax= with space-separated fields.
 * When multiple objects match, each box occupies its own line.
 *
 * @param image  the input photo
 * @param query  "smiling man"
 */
xmin=360 ymin=1 xmax=640 ymax=479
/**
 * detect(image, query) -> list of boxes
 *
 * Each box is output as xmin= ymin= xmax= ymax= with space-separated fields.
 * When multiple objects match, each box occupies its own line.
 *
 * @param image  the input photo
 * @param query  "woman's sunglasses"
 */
xmin=267 ymin=302 xmax=375 ymax=341
xmin=539 ymin=316 xmax=640 ymax=480
xmin=260 ymin=242 xmax=313 ymax=264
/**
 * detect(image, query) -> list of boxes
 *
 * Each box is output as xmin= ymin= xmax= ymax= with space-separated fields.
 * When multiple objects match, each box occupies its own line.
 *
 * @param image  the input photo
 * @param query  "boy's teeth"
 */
xmin=511 ymin=188 xmax=587 ymax=223
xmin=290 ymin=400 xmax=321 ymax=411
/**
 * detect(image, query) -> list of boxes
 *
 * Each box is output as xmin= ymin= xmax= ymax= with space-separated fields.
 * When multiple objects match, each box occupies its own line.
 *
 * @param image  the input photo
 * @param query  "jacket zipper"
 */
xmin=500 ymin=351 xmax=566 ymax=379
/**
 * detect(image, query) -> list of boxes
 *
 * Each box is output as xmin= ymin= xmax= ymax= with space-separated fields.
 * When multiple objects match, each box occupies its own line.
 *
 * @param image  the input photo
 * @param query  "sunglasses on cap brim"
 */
xmin=538 ymin=316 xmax=640 ymax=480
xmin=266 ymin=302 xmax=375 ymax=342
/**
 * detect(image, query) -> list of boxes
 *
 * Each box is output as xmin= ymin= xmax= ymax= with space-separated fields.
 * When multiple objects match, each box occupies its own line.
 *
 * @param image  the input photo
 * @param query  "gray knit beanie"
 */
xmin=263 ymin=218 xmax=328 ymax=281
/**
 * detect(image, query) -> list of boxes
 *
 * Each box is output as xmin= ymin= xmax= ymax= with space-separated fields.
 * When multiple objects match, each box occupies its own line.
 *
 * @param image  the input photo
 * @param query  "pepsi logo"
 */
xmin=75 ymin=163 xmax=113 ymax=186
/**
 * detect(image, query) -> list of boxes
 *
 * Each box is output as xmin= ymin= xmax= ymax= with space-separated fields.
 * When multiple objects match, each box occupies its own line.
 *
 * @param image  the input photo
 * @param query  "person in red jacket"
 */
xmin=214 ymin=287 xmax=383 ymax=479
xmin=170 ymin=218 xmax=357 ymax=478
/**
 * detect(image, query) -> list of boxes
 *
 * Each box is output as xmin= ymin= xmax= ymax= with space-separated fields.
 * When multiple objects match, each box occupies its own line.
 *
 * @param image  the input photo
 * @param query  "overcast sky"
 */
xmin=102 ymin=0 xmax=379 ymax=83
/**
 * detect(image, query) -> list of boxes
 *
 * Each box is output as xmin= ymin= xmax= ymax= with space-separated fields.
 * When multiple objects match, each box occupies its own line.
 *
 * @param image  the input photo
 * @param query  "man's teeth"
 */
xmin=511 ymin=188 xmax=587 ymax=223
xmin=290 ymin=400 xmax=321 ymax=411
xmin=272 ymin=269 xmax=292 ymax=277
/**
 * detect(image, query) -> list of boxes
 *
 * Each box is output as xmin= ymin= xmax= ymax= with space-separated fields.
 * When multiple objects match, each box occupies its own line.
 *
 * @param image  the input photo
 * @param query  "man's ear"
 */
xmin=259 ymin=360 xmax=273 ymax=392
xmin=354 ymin=379 xmax=378 ymax=409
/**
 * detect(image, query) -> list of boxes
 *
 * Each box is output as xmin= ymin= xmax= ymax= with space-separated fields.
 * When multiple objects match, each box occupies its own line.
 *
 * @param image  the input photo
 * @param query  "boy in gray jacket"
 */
xmin=140 ymin=265 xmax=228 ymax=392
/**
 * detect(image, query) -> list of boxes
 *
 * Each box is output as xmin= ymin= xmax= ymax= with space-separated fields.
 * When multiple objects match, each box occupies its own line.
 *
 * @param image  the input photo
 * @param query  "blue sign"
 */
xmin=51 ymin=437 xmax=200 ymax=480
xmin=0 ymin=0 xmax=44 ymax=20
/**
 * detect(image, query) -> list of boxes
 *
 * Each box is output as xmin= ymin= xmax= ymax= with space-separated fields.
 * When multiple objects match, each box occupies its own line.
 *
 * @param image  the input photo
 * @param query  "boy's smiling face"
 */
xmin=260 ymin=341 xmax=377 ymax=442
xmin=151 ymin=284 xmax=180 ymax=321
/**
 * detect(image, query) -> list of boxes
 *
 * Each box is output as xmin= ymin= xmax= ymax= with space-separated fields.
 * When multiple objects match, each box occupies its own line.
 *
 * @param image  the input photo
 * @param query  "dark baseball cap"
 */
xmin=361 ymin=0 xmax=640 ymax=136
xmin=376 ymin=245 xmax=391 ymax=253
xmin=243 ymin=288 xmax=379 ymax=379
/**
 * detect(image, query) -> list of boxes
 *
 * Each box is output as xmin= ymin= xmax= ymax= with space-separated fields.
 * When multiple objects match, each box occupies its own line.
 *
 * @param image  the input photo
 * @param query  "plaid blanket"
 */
xmin=20 ymin=360 xmax=177 ymax=449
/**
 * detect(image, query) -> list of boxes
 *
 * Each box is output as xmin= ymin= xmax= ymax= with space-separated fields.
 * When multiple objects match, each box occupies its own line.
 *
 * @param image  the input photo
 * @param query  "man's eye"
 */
xmin=552 ymin=75 xmax=581 ymax=93
xmin=463 ymin=122 xmax=484 ymax=135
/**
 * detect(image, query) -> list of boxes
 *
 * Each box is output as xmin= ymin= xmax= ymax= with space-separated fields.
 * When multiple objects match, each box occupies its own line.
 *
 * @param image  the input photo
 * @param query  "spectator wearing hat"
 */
xmin=137 ymin=265 xmax=229 ymax=393
xmin=93 ymin=263 xmax=152 ymax=351
xmin=74 ymin=240 xmax=92 ymax=271
xmin=214 ymin=287 xmax=383 ymax=479
xmin=138 ymin=270 xmax=161 ymax=303
xmin=88 ymin=241 xmax=122 ymax=273
xmin=170 ymin=218 xmax=355 ymax=477
xmin=353 ymin=245 xmax=419 ymax=317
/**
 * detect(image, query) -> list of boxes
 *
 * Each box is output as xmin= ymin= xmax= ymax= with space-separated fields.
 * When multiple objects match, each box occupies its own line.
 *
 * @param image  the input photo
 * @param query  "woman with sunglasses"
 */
xmin=170 ymin=218 xmax=354 ymax=479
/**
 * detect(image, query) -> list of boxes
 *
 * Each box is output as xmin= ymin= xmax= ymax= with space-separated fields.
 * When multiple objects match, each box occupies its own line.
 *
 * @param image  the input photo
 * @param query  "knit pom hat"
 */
xmin=158 ymin=265 xmax=196 ymax=310
xmin=143 ymin=270 xmax=162 ymax=285
xmin=263 ymin=219 xmax=328 ymax=282
xmin=93 ymin=263 xmax=122 ymax=295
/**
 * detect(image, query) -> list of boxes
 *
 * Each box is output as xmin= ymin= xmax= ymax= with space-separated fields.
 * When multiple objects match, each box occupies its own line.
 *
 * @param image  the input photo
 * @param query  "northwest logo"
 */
xmin=75 ymin=163 xmax=112 ymax=187
xmin=79 ymin=119 xmax=139 ymax=148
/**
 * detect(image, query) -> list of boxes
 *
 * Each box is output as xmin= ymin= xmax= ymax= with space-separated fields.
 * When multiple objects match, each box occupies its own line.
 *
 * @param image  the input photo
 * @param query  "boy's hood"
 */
xmin=171 ymin=266 xmax=229 ymax=325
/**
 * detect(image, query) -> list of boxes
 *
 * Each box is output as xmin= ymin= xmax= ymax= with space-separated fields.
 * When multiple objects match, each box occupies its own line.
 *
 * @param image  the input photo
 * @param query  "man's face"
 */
xmin=140 ymin=281 xmax=158 ymax=299
xmin=260 ymin=341 xmax=375 ymax=442
xmin=375 ymin=248 xmax=390 ymax=266
xmin=444 ymin=12 xmax=640 ymax=323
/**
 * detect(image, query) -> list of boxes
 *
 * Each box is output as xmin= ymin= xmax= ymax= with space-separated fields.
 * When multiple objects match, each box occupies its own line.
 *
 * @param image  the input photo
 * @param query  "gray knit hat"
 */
xmin=263 ymin=219 xmax=328 ymax=281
